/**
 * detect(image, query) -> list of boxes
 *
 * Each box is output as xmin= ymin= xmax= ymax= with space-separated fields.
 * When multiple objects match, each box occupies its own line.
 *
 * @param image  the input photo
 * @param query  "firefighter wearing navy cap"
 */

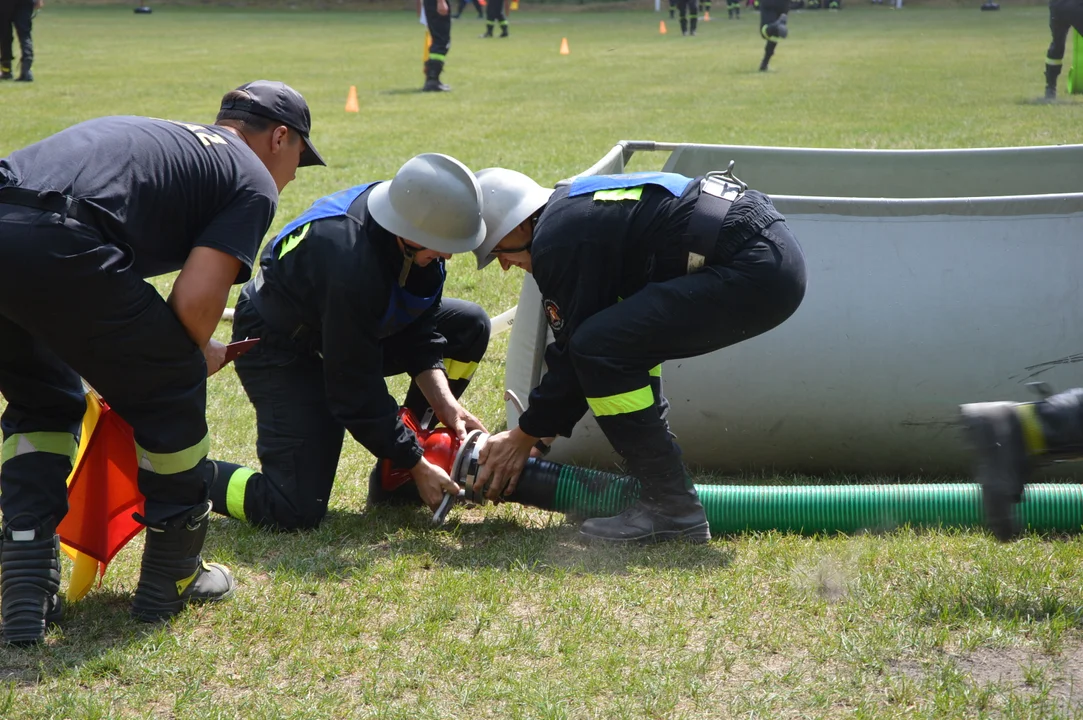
xmin=207 ymin=153 xmax=491 ymax=530
xmin=471 ymin=168 xmax=807 ymax=544
xmin=0 ymin=80 xmax=324 ymax=644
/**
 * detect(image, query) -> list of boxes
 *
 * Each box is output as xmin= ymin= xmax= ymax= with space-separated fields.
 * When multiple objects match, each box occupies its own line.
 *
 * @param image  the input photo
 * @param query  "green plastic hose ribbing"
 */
xmin=549 ymin=466 xmax=1083 ymax=535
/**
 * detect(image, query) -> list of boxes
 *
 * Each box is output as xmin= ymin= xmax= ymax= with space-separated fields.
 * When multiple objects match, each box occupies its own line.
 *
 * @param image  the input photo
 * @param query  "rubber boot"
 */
xmin=500 ymin=23 xmax=509 ymax=37
xmin=130 ymin=501 xmax=235 ymax=622
xmin=1 ymin=517 xmax=62 ymax=646
xmin=760 ymin=41 xmax=776 ymax=71
xmin=480 ymin=22 xmax=494 ymax=38
xmin=14 ymin=59 xmax=31 ymax=82
xmin=670 ymin=7 xmax=676 ymax=18
xmin=960 ymin=386 xmax=1083 ymax=542
xmin=0 ymin=64 xmax=12 ymax=80
xmin=579 ymin=457 xmax=710 ymax=544
xmin=422 ymin=59 xmax=451 ymax=92
xmin=773 ymin=13 xmax=788 ymax=38
xmin=680 ymin=17 xmax=688 ymax=34
xmin=690 ymin=17 xmax=698 ymax=35
xmin=735 ymin=5 xmax=740 ymax=17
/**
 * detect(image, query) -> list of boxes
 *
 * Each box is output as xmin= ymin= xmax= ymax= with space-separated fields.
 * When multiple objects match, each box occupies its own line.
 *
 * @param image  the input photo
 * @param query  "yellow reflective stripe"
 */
xmin=1047 ymin=57 xmax=1063 ymax=66
xmin=587 ymin=385 xmax=655 ymax=417
xmin=1015 ymin=404 xmax=1046 ymax=455
xmin=135 ymin=434 xmax=211 ymax=475
xmin=648 ymin=364 xmax=662 ymax=378
xmin=429 ymin=53 xmax=447 ymax=62
xmin=175 ymin=564 xmax=201 ymax=596
xmin=1 ymin=432 xmax=78 ymax=465
xmin=445 ymin=359 xmax=479 ymax=381
xmin=278 ymin=223 xmax=311 ymax=259
xmin=226 ymin=466 xmax=256 ymax=522
xmin=593 ymin=187 xmax=644 ymax=202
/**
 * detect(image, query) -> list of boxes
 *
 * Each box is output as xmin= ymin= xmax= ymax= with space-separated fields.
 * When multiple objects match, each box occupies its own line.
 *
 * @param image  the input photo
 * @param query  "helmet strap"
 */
xmin=398 ymin=242 xmax=417 ymax=287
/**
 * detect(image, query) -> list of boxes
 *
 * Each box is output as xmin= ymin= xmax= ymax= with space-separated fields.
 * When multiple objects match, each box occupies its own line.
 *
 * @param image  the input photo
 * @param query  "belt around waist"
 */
xmin=0 ymin=187 xmax=98 ymax=228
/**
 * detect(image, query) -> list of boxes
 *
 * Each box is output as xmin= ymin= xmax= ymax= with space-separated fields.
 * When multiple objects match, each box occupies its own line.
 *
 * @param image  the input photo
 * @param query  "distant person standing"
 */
xmin=480 ymin=0 xmax=508 ymax=37
xmin=676 ymin=0 xmax=699 ymax=35
xmin=758 ymin=0 xmax=789 ymax=71
xmin=0 ymin=0 xmax=40 ymax=82
xmin=1045 ymin=0 xmax=1083 ymax=99
xmin=452 ymin=0 xmax=483 ymax=19
xmin=423 ymin=0 xmax=453 ymax=91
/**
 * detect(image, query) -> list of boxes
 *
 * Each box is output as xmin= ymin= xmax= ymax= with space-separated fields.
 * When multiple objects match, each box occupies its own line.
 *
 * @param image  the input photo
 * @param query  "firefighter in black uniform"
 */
xmin=0 ymin=0 xmax=39 ymax=81
xmin=677 ymin=0 xmax=700 ymax=35
xmin=424 ymin=0 xmax=454 ymax=91
xmin=470 ymin=168 xmax=807 ymax=544
xmin=480 ymin=0 xmax=508 ymax=38
xmin=207 ymin=154 xmax=491 ymax=530
xmin=453 ymin=0 xmax=483 ymax=19
xmin=727 ymin=0 xmax=741 ymax=19
xmin=758 ymin=0 xmax=789 ymax=71
xmin=0 ymin=80 xmax=324 ymax=644
xmin=1044 ymin=0 xmax=1083 ymax=99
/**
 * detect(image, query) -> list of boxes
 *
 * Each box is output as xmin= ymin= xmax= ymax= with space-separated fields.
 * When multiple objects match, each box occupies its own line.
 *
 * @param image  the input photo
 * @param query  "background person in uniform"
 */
xmin=469 ymin=168 xmax=807 ymax=545
xmin=676 ymin=0 xmax=699 ymax=35
xmin=424 ymin=0 xmax=454 ymax=91
xmin=1044 ymin=0 xmax=1083 ymax=99
xmin=207 ymin=154 xmax=490 ymax=531
xmin=0 ymin=0 xmax=40 ymax=81
xmin=452 ymin=0 xmax=483 ymax=19
xmin=727 ymin=0 xmax=741 ymax=19
xmin=758 ymin=0 xmax=789 ymax=71
xmin=480 ymin=0 xmax=508 ymax=38
xmin=0 ymin=80 xmax=323 ymax=645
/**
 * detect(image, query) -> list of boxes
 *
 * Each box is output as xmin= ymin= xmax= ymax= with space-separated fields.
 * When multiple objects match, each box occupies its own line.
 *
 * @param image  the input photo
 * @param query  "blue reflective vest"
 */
xmin=567 ymin=172 xmax=694 ymax=198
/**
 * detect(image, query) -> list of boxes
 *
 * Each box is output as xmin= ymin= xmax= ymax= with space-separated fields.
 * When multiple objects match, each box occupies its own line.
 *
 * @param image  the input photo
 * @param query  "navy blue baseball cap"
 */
xmin=221 ymin=80 xmax=326 ymax=167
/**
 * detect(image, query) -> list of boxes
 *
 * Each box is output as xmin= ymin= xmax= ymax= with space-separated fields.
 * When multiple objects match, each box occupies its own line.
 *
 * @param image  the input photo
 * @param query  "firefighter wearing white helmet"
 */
xmin=472 ymin=166 xmax=808 ymax=545
xmin=207 ymin=153 xmax=493 ymax=529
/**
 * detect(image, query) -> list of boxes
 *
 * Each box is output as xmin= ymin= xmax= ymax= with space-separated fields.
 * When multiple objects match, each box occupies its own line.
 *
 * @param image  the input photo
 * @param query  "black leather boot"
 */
xmin=130 ymin=501 xmax=234 ymax=622
xmin=14 ymin=59 xmax=32 ymax=82
xmin=422 ymin=59 xmax=451 ymax=92
xmin=1 ymin=517 xmax=62 ymax=646
xmin=579 ymin=459 xmax=709 ymax=544
xmin=960 ymin=386 xmax=1083 ymax=542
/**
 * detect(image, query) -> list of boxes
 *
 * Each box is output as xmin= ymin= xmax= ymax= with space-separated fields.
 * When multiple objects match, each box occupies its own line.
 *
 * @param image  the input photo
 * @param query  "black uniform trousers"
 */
xmin=455 ymin=0 xmax=483 ymax=17
xmin=424 ymin=0 xmax=452 ymax=60
xmin=0 ymin=205 xmax=212 ymax=532
xmin=677 ymin=0 xmax=699 ymax=33
xmin=0 ymin=0 xmax=33 ymax=75
xmin=569 ymin=221 xmax=806 ymax=493
xmin=760 ymin=0 xmax=789 ymax=66
xmin=211 ymin=298 xmax=490 ymax=531
xmin=1047 ymin=0 xmax=1083 ymax=84
xmin=485 ymin=0 xmax=507 ymax=33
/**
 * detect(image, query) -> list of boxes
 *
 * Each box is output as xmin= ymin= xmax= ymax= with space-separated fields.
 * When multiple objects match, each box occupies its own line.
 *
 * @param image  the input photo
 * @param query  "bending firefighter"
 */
xmin=0 ymin=80 xmax=323 ymax=643
xmin=471 ymin=168 xmax=807 ymax=544
xmin=209 ymin=154 xmax=491 ymax=530
xmin=759 ymin=0 xmax=789 ymax=71
xmin=961 ymin=387 xmax=1083 ymax=541
xmin=1044 ymin=0 xmax=1083 ymax=99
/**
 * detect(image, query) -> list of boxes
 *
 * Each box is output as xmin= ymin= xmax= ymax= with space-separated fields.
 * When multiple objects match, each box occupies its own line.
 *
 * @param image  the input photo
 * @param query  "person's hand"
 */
xmin=474 ymin=428 xmax=536 ymax=501
xmin=34 ymin=0 xmax=44 ymax=10
xmin=410 ymin=456 xmax=461 ymax=510
xmin=437 ymin=0 xmax=449 ymax=15
xmin=203 ymin=338 xmax=227 ymax=376
xmin=438 ymin=403 xmax=488 ymax=441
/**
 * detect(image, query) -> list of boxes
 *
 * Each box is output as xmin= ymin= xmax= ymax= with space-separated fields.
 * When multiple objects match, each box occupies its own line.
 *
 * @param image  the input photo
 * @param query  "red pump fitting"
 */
xmin=379 ymin=408 xmax=462 ymax=491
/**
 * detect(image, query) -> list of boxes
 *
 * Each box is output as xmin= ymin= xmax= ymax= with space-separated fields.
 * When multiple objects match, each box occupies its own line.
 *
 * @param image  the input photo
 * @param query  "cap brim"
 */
xmin=299 ymin=135 xmax=326 ymax=167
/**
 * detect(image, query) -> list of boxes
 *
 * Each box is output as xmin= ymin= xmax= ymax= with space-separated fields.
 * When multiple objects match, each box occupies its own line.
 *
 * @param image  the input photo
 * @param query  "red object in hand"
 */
xmin=381 ymin=408 xmax=461 ymax=491
xmin=224 ymin=338 xmax=260 ymax=365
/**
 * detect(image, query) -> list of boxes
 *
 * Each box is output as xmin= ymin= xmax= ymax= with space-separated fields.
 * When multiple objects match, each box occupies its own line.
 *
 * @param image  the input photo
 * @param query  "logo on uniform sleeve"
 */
xmin=543 ymin=299 xmax=565 ymax=332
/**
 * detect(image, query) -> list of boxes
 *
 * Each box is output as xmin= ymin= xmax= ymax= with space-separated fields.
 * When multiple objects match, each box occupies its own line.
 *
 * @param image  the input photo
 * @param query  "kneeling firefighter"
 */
xmin=469 ymin=167 xmax=807 ymax=544
xmin=209 ymin=154 xmax=491 ymax=530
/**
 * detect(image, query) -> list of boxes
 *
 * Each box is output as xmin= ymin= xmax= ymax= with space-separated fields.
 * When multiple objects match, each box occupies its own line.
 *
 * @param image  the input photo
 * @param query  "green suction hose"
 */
xmin=511 ymin=459 xmax=1083 ymax=535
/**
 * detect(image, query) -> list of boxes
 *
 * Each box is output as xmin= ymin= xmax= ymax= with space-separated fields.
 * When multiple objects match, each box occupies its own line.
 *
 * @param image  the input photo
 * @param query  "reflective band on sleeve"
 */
xmin=1 ymin=432 xmax=78 ymax=466
xmin=445 ymin=359 xmax=480 ymax=381
xmin=648 ymin=365 xmax=662 ymax=378
xmin=1015 ymin=404 xmax=1047 ymax=455
xmin=135 ymin=434 xmax=211 ymax=475
xmin=593 ymin=187 xmax=644 ymax=202
xmin=587 ymin=385 xmax=655 ymax=417
xmin=225 ymin=466 xmax=256 ymax=522
xmin=278 ymin=223 xmax=311 ymax=259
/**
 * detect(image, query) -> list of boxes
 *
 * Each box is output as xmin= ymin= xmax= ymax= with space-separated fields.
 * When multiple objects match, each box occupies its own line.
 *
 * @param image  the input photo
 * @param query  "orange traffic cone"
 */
xmin=345 ymin=86 xmax=359 ymax=113
xmin=560 ymin=37 xmax=570 ymax=55
xmin=703 ymin=10 xmax=710 ymax=20
xmin=659 ymin=20 xmax=667 ymax=34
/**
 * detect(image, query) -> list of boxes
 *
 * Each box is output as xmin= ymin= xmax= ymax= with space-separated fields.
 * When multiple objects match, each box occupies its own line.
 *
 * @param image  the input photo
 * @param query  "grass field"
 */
xmin=2 ymin=5 xmax=1083 ymax=718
